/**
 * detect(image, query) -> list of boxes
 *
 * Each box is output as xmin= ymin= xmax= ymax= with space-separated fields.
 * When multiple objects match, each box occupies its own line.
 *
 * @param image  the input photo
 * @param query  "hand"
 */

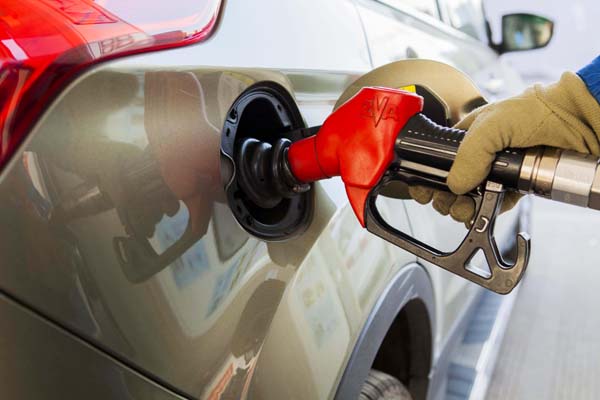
xmin=413 ymin=72 xmax=600 ymax=223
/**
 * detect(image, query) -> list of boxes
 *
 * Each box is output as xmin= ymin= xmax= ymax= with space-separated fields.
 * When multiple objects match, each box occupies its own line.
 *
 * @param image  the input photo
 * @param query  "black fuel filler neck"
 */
xmin=236 ymin=137 xmax=310 ymax=209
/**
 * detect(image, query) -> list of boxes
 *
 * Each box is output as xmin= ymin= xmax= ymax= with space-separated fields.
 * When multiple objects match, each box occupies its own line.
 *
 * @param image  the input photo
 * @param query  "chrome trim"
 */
xmin=399 ymin=160 xmax=449 ymax=178
xmin=399 ymin=141 xmax=457 ymax=156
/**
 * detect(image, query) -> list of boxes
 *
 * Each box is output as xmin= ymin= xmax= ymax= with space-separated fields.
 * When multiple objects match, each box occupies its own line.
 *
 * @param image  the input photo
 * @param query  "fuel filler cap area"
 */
xmin=220 ymin=82 xmax=313 ymax=240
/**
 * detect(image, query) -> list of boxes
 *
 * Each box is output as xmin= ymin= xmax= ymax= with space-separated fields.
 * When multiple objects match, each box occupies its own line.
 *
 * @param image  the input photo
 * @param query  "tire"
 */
xmin=359 ymin=370 xmax=413 ymax=400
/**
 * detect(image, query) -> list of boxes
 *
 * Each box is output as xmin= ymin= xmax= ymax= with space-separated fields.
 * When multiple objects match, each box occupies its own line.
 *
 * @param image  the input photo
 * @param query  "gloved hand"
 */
xmin=412 ymin=72 xmax=600 ymax=223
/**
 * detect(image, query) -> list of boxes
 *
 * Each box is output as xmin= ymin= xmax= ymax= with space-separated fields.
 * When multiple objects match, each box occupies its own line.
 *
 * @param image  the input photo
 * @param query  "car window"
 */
xmin=379 ymin=0 xmax=441 ymax=19
xmin=443 ymin=0 xmax=487 ymax=40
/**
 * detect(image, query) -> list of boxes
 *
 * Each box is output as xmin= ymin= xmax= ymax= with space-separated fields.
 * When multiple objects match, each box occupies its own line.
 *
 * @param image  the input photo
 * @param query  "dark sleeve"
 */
xmin=577 ymin=56 xmax=600 ymax=104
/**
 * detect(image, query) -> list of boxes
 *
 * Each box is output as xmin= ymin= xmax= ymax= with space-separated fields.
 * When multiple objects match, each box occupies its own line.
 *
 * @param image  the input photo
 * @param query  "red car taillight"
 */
xmin=0 ymin=0 xmax=222 ymax=170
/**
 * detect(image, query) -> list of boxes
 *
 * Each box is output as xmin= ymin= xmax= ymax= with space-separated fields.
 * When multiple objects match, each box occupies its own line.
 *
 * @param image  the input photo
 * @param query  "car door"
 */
xmin=353 ymin=0 xmax=524 ymax=347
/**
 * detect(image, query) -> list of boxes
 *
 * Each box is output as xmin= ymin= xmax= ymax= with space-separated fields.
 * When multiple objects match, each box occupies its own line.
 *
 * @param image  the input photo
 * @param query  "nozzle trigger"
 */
xmin=365 ymin=180 xmax=530 ymax=294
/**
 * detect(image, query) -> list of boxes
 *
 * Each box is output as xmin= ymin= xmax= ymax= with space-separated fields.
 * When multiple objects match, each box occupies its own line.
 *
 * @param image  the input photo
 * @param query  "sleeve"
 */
xmin=577 ymin=56 xmax=600 ymax=104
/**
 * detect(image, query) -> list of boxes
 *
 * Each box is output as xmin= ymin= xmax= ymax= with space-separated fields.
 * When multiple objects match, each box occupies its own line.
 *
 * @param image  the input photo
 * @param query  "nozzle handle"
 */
xmin=396 ymin=113 xmax=600 ymax=211
xmin=395 ymin=113 xmax=526 ymax=190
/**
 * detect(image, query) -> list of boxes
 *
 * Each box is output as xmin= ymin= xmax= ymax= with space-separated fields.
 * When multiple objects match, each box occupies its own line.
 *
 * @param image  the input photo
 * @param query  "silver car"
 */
xmin=0 ymin=0 xmax=550 ymax=399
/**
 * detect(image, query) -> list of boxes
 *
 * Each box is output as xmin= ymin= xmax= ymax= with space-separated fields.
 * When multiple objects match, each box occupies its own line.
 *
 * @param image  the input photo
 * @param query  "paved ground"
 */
xmin=487 ymin=198 xmax=600 ymax=399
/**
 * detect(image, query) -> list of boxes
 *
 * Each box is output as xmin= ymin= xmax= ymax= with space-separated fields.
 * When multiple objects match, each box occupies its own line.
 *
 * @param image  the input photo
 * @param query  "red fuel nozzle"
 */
xmin=287 ymin=87 xmax=424 ymax=225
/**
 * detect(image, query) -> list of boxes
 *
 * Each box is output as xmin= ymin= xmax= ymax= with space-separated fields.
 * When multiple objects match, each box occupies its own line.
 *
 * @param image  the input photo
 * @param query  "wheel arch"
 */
xmin=334 ymin=263 xmax=435 ymax=400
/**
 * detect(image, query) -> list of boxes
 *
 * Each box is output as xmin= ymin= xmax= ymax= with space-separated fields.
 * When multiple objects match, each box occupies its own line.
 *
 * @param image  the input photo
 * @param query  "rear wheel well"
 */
xmin=371 ymin=299 xmax=432 ymax=400
xmin=333 ymin=264 xmax=434 ymax=400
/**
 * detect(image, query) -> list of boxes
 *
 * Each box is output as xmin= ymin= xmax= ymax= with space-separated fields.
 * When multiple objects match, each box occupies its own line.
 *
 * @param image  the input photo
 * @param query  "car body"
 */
xmin=0 ymin=1 xmax=535 ymax=399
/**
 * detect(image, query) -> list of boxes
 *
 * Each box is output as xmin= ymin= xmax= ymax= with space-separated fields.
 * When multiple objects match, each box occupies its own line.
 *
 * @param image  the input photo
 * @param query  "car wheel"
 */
xmin=359 ymin=370 xmax=412 ymax=400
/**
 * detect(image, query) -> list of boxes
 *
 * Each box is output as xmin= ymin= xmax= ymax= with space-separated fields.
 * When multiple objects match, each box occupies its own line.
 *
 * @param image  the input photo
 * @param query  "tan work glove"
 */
xmin=411 ymin=72 xmax=600 ymax=223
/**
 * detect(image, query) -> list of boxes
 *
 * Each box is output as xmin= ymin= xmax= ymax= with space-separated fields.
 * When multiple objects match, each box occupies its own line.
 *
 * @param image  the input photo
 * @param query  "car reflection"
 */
xmin=31 ymin=71 xmax=232 ymax=283
xmin=1 ymin=65 xmax=323 ymax=396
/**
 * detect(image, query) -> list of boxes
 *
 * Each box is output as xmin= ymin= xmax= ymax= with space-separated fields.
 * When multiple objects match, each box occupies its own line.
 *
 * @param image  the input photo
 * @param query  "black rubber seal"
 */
xmin=220 ymin=82 xmax=313 ymax=240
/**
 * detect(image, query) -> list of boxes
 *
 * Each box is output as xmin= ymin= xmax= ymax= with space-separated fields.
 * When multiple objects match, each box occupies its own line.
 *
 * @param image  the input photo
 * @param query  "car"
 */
xmin=0 ymin=1 xmax=550 ymax=399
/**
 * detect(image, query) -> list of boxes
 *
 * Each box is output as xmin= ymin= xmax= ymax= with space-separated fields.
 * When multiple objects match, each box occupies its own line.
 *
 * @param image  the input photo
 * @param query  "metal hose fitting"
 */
xmin=518 ymin=147 xmax=600 ymax=210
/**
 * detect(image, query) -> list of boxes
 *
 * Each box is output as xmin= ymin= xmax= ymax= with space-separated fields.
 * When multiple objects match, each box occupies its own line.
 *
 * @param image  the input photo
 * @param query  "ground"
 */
xmin=487 ymin=198 xmax=600 ymax=399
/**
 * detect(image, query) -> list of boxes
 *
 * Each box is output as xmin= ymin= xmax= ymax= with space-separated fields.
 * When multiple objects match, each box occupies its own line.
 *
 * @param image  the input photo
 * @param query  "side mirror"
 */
xmin=495 ymin=13 xmax=554 ymax=54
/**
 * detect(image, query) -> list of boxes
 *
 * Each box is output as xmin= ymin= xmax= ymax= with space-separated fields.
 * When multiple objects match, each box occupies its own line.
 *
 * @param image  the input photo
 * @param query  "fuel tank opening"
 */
xmin=236 ymin=137 xmax=309 ymax=209
xmin=220 ymin=82 xmax=314 ymax=240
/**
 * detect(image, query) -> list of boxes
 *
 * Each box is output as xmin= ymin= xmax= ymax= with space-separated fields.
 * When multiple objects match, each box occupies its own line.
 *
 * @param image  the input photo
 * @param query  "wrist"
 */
xmin=577 ymin=56 xmax=600 ymax=105
xmin=540 ymin=72 xmax=600 ymax=119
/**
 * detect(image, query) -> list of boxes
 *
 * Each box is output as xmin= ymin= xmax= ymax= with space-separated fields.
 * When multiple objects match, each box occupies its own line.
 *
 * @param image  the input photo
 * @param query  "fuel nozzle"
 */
xmin=228 ymin=85 xmax=532 ymax=294
xmin=235 ymin=137 xmax=310 ymax=209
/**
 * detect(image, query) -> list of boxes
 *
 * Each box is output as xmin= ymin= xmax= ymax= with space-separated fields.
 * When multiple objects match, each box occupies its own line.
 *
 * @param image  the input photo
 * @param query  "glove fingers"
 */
xmin=453 ymin=105 xmax=487 ymax=130
xmin=432 ymin=190 xmax=456 ymax=216
xmin=379 ymin=180 xmax=411 ymax=199
xmin=408 ymin=185 xmax=521 ymax=226
xmin=408 ymin=185 xmax=434 ymax=204
xmin=500 ymin=192 xmax=523 ymax=214
xmin=449 ymin=195 xmax=476 ymax=223
xmin=447 ymin=112 xmax=505 ymax=195
xmin=447 ymin=149 xmax=495 ymax=195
